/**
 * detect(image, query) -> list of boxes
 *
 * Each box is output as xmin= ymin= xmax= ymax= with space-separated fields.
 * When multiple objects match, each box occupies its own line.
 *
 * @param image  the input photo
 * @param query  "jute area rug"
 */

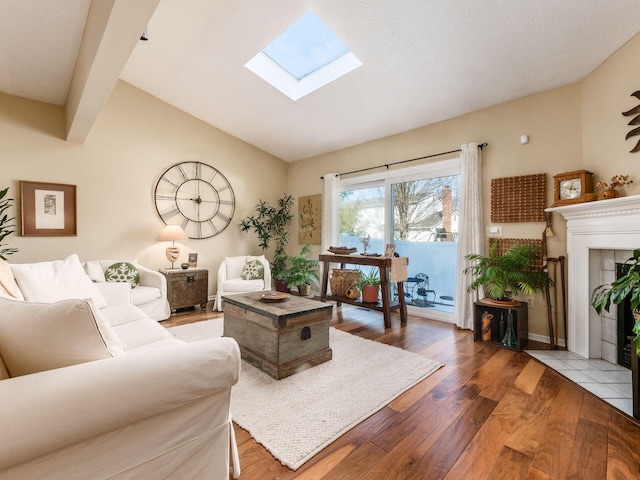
xmin=168 ymin=319 xmax=443 ymax=470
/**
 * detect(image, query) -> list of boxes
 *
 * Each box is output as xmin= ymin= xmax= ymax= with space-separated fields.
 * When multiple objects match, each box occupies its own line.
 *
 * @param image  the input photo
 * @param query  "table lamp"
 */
xmin=158 ymin=225 xmax=188 ymax=268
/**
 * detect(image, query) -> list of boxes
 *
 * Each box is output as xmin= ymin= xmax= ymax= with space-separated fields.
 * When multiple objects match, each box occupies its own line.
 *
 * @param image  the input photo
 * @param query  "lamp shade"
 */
xmin=158 ymin=225 xmax=188 ymax=242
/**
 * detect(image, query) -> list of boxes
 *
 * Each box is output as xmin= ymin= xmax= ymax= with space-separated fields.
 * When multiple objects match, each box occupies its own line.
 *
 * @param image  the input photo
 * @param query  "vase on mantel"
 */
xmin=599 ymin=189 xmax=619 ymax=200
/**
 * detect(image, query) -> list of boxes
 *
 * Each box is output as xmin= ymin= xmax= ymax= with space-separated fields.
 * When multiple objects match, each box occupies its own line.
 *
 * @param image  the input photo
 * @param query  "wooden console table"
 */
xmin=319 ymin=253 xmax=408 ymax=328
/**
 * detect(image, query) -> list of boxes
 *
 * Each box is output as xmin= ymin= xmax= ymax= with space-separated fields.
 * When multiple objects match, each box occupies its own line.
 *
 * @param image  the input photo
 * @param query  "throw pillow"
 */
xmin=225 ymin=256 xmax=248 ymax=279
xmin=10 ymin=254 xmax=106 ymax=308
xmin=0 ymin=297 xmax=124 ymax=377
xmin=105 ymin=262 xmax=140 ymax=288
xmin=241 ymin=259 xmax=264 ymax=280
xmin=0 ymin=259 xmax=24 ymax=300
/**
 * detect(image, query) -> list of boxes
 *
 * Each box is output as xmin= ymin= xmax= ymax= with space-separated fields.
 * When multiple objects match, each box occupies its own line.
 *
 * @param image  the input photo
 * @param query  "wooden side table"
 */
xmin=474 ymin=299 xmax=528 ymax=351
xmin=160 ymin=268 xmax=208 ymax=313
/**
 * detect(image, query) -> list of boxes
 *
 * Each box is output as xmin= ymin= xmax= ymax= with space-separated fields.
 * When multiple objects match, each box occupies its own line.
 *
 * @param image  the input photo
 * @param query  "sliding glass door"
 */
xmin=339 ymin=160 xmax=460 ymax=321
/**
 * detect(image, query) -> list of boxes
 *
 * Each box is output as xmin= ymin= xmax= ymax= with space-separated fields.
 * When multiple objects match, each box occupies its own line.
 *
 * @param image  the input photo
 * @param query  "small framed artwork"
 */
xmin=384 ymin=243 xmax=396 ymax=257
xmin=20 ymin=181 xmax=77 ymax=236
xmin=188 ymin=253 xmax=198 ymax=268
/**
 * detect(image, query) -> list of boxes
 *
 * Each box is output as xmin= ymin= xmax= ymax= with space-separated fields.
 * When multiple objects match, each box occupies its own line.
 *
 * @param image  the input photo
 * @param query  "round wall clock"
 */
xmin=154 ymin=161 xmax=235 ymax=239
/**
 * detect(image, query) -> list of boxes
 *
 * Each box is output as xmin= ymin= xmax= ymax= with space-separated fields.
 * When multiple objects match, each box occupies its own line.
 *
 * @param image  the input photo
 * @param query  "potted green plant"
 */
xmin=357 ymin=268 xmax=380 ymax=303
xmin=239 ymin=194 xmax=293 ymax=291
xmin=276 ymin=244 xmax=320 ymax=296
xmin=464 ymin=243 xmax=552 ymax=303
xmin=0 ymin=187 xmax=18 ymax=260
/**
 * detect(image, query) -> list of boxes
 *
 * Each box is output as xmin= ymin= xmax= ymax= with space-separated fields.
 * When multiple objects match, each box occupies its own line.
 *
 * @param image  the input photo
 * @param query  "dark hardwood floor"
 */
xmin=161 ymin=303 xmax=640 ymax=480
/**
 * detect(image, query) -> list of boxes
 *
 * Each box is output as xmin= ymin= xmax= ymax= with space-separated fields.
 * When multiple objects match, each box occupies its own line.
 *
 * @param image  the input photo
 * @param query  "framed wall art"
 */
xmin=298 ymin=194 xmax=322 ymax=244
xmin=20 ymin=181 xmax=77 ymax=236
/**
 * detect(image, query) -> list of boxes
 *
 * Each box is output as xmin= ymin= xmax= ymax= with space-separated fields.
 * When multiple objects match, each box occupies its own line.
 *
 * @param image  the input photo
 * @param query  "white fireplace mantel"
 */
xmin=547 ymin=194 xmax=640 ymax=358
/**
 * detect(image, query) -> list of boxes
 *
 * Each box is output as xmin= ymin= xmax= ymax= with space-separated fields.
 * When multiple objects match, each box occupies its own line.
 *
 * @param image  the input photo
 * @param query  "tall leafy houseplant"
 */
xmin=0 ymin=188 xmax=18 ymax=260
xmin=238 ymin=194 xmax=294 ymax=281
xmin=591 ymin=249 xmax=640 ymax=357
xmin=464 ymin=243 xmax=552 ymax=302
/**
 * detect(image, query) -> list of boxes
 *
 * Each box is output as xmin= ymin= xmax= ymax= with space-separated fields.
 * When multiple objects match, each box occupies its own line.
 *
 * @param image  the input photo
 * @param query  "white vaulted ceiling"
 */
xmin=2 ymin=1 xmax=640 ymax=162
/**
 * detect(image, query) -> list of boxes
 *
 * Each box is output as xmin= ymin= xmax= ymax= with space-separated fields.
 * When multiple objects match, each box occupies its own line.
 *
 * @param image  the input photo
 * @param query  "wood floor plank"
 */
xmin=565 ymin=418 xmax=608 ymax=480
xmin=607 ymin=410 xmax=640 ymax=479
xmin=530 ymin=376 xmax=583 ymax=479
xmin=480 ymin=351 xmax=531 ymax=402
xmin=486 ymin=446 xmax=534 ymax=480
xmin=514 ymin=358 xmax=547 ymax=394
xmin=413 ymin=395 xmax=498 ymax=479
xmin=364 ymin=380 xmax=484 ymax=480
xmin=504 ymin=369 xmax=561 ymax=458
xmin=444 ymin=387 xmax=530 ymax=480
xmin=287 ymin=444 xmax=358 ymax=480
xmin=318 ymin=442 xmax=386 ymax=480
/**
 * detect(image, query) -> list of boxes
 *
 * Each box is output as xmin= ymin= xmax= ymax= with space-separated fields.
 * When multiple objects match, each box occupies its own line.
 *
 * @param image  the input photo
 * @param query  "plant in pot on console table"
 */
xmin=274 ymin=244 xmax=320 ymax=296
xmin=464 ymin=243 xmax=552 ymax=303
xmin=357 ymin=268 xmax=381 ymax=303
xmin=591 ymin=248 xmax=640 ymax=418
xmin=238 ymin=194 xmax=293 ymax=292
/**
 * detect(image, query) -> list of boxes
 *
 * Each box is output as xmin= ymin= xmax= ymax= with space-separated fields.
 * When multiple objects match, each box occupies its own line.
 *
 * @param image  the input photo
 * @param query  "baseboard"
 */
xmin=528 ymin=332 xmax=566 ymax=348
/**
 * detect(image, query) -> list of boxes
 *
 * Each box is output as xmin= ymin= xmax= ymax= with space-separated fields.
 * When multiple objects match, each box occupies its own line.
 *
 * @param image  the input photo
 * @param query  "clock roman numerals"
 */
xmin=155 ymin=161 xmax=235 ymax=239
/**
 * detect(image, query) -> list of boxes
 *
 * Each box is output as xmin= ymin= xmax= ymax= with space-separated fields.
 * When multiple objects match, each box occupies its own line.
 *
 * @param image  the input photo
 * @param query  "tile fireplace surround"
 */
xmin=548 ymin=194 xmax=640 ymax=360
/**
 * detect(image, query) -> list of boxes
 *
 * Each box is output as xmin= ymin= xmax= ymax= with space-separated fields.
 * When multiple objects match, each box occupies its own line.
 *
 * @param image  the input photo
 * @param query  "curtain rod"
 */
xmin=320 ymin=142 xmax=488 ymax=179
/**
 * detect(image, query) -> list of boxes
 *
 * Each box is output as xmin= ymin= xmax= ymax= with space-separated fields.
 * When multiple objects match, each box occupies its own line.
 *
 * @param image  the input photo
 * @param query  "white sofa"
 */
xmin=0 ymin=256 xmax=241 ymax=479
xmin=214 ymin=255 xmax=272 ymax=311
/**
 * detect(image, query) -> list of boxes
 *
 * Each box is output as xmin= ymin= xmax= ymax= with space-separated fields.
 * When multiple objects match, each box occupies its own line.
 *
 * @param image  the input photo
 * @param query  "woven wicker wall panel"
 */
xmin=491 ymin=173 xmax=546 ymax=223
xmin=489 ymin=238 xmax=544 ymax=267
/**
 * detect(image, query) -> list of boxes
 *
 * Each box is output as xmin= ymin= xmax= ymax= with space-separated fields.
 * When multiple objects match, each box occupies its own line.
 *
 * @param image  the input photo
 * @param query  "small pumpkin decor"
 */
xmin=358 ymin=268 xmax=380 ymax=304
xmin=345 ymin=285 xmax=360 ymax=300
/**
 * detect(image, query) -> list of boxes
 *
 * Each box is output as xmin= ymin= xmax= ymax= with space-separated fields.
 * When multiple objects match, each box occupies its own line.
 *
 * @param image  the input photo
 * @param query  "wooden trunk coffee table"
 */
xmin=222 ymin=292 xmax=333 ymax=379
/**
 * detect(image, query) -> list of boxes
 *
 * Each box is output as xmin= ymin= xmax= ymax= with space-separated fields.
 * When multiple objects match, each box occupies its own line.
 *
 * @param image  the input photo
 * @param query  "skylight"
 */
xmin=245 ymin=11 xmax=362 ymax=101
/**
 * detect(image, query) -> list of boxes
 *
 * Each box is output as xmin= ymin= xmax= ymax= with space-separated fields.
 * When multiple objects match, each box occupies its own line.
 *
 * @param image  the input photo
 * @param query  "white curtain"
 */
xmin=321 ymin=173 xmax=340 ymax=252
xmin=454 ymin=143 xmax=484 ymax=330
xmin=321 ymin=173 xmax=340 ymax=295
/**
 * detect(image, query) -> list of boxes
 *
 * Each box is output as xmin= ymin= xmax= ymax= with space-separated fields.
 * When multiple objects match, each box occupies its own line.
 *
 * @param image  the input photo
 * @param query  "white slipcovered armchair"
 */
xmin=214 ymin=255 xmax=271 ymax=311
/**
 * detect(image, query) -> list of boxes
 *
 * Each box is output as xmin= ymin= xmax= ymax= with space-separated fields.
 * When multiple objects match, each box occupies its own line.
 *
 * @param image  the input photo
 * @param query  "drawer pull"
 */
xmin=187 ymin=275 xmax=195 ymax=283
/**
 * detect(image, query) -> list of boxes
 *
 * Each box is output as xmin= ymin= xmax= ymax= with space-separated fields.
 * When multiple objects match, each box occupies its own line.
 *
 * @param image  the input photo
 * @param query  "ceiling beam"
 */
xmin=65 ymin=0 xmax=160 ymax=143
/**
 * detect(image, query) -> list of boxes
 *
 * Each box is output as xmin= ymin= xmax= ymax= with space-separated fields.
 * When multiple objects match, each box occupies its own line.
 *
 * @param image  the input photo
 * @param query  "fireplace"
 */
xmin=547 ymin=195 xmax=640 ymax=360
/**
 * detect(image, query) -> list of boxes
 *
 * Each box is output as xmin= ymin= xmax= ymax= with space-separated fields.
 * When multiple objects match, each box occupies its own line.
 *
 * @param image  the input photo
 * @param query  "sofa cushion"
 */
xmin=111 ymin=318 xmax=174 ymax=351
xmin=100 ymin=304 xmax=150 ymax=327
xmin=84 ymin=260 xmax=107 ymax=282
xmin=131 ymin=285 xmax=162 ymax=306
xmin=0 ymin=297 xmax=124 ymax=377
xmin=223 ymin=278 xmax=265 ymax=293
xmin=11 ymin=254 xmax=106 ymax=308
xmin=105 ymin=262 xmax=140 ymax=288
xmin=241 ymin=259 xmax=264 ymax=280
xmin=95 ymin=281 xmax=132 ymax=307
